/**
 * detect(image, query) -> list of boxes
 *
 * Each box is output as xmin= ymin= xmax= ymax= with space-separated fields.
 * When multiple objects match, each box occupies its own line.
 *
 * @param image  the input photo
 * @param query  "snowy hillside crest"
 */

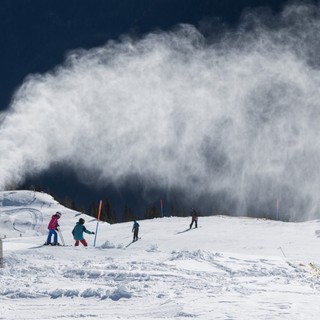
xmin=0 ymin=190 xmax=79 ymax=238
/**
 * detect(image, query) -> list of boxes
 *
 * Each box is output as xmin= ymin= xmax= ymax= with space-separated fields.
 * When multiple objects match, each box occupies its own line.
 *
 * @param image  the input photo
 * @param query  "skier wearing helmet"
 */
xmin=72 ymin=218 xmax=95 ymax=247
xmin=45 ymin=212 xmax=62 ymax=246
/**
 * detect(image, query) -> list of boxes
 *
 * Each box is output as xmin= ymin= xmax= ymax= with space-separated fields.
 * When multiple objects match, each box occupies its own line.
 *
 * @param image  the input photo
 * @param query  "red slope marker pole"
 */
xmin=160 ymin=199 xmax=164 ymax=218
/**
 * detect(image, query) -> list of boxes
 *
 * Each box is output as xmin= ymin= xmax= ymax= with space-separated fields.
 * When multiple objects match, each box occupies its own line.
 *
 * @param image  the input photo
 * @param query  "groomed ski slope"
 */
xmin=1 ymin=190 xmax=320 ymax=319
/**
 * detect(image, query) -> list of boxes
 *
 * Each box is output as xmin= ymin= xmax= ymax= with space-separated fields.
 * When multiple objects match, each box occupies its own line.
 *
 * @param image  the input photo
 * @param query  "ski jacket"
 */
xmin=72 ymin=222 xmax=93 ymax=240
xmin=48 ymin=214 xmax=60 ymax=230
xmin=132 ymin=221 xmax=139 ymax=231
xmin=191 ymin=212 xmax=198 ymax=221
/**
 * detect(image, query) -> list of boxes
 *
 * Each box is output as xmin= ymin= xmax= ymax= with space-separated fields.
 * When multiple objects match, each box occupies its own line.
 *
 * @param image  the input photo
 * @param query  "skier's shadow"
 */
xmin=126 ymin=241 xmax=134 ymax=247
xmin=176 ymin=228 xmax=190 ymax=234
xmin=125 ymin=239 xmax=139 ymax=247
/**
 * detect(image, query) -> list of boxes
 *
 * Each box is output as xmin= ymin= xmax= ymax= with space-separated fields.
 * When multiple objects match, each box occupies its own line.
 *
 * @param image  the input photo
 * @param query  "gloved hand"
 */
xmin=92 ymin=232 xmax=95 ymax=234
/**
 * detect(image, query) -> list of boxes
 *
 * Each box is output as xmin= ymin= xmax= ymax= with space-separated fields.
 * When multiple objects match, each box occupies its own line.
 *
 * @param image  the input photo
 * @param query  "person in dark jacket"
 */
xmin=189 ymin=209 xmax=198 ymax=229
xmin=72 ymin=218 xmax=94 ymax=247
xmin=132 ymin=220 xmax=140 ymax=242
xmin=45 ymin=212 xmax=62 ymax=245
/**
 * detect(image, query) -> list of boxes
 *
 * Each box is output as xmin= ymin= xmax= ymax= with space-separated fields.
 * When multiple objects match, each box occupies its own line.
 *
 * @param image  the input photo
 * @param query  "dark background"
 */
xmin=1 ymin=0 xmax=293 ymax=218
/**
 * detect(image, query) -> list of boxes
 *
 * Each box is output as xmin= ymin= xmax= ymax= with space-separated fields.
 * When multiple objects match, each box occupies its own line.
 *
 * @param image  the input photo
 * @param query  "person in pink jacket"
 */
xmin=45 ymin=212 xmax=62 ymax=246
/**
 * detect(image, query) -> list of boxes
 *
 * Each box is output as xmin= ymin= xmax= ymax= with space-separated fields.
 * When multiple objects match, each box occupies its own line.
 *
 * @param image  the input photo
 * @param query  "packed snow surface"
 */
xmin=1 ymin=190 xmax=320 ymax=319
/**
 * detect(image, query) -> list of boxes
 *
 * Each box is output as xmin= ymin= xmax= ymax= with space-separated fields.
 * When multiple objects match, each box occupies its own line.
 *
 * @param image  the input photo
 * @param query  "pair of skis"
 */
xmin=57 ymin=227 xmax=65 ymax=246
xmin=41 ymin=227 xmax=66 ymax=247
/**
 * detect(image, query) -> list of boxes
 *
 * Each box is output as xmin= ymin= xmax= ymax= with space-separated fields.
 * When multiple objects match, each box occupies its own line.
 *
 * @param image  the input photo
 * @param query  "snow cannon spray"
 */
xmin=3 ymin=3 xmax=320 ymax=221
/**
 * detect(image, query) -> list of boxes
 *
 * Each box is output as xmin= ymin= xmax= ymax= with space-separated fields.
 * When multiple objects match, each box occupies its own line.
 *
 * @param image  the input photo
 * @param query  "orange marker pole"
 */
xmin=94 ymin=200 xmax=103 ymax=247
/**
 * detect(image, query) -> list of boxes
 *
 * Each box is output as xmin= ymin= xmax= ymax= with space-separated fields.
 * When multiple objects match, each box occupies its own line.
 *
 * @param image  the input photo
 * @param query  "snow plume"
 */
xmin=1 ymin=2 xmax=320 ymax=220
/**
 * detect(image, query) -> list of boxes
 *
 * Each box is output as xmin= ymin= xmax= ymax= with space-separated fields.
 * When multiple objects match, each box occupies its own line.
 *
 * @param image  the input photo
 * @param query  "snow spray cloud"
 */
xmin=1 ymin=2 xmax=320 ymax=220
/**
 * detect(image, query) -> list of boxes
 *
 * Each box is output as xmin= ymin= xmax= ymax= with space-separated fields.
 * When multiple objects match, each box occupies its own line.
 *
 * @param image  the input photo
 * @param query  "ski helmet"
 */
xmin=79 ymin=218 xmax=85 ymax=224
xmin=56 ymin=212 xmax=61 ymax=217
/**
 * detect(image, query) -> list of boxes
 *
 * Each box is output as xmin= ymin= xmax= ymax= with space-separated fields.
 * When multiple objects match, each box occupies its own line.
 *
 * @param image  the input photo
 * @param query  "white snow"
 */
xmin=1 ymin=190 xmax=320 ymax=319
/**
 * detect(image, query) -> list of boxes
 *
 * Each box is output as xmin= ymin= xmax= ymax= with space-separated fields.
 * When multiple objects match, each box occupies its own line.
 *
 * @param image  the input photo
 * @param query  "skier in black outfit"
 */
xmin=189 ymin=209 xmax=198 ymax=229
xmin=132 ymin=220 xmax=140 ymax=241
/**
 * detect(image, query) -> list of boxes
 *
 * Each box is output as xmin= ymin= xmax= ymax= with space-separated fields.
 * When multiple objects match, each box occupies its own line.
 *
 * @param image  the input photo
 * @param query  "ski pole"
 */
xmin=57 ymin=227 xmax=65 ymax=246
xmin=279 ymin=246 xmax=286 ymax=258
xmin=0 ymin=238 xmax=3 ymax=268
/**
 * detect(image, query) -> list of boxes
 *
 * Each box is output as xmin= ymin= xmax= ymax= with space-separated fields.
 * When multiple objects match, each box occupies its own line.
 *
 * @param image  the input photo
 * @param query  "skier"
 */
xmin=132 ymin=220 xmax=140 ymax=242
xmin=72 ymin=218 xmax=94 ymax=247
xmin=189 ymin=209 xmax=198 ymax=229
xmin=45 ymin=211 xmax=62 ymax=245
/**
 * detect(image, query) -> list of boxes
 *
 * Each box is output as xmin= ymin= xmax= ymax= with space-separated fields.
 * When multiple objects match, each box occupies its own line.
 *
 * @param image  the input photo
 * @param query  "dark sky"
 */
xmin=1 ymin=0 xmax=293 ymax=217
xmin=1 ymin=0 xmax=289 ymax=110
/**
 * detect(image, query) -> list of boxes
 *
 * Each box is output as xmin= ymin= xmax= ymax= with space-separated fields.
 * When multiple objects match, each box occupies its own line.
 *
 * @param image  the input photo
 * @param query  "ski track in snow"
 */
xmin=1 ymin=245 xmax=320 ymax=319
xmin=1 ymin=191 xmax=320 ymax=319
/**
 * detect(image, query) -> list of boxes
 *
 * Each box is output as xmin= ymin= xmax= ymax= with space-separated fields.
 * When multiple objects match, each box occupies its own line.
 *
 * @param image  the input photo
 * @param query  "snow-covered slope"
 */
xmin=1 ymin=191 xmax=320 ymax=319
xmin=0 ymin=190 xmax=86 ymax=239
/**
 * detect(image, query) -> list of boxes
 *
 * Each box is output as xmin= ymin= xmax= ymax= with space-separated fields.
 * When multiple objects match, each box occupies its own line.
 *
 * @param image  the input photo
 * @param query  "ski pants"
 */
xmin=190 ymin=220 xmax=198 ymax=229
xmin=47 ymin=229 xmax=58 ymax=244
xmin=75 ymin=239 xmax=88 ymax=247
xmin=133 ymin=229 xmax=139 ymax=241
